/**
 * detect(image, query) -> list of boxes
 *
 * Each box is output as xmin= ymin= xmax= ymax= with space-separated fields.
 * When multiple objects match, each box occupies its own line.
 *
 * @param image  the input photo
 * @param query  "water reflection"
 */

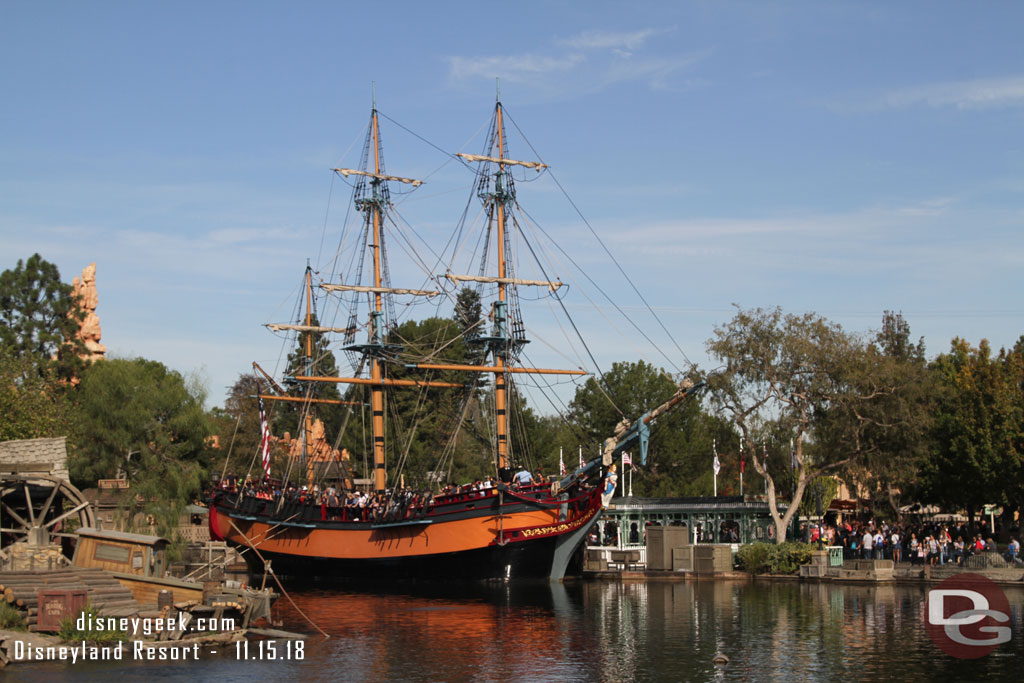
xmin=5 ymin=580 xmax=1020 ymax=682
xmin=274 ymin=580 xmax=1022 ymax=683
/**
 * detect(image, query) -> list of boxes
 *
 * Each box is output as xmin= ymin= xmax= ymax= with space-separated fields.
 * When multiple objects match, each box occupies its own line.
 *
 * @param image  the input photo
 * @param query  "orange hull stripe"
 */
xmin=212 ymin=507 xmax=559 ymax=560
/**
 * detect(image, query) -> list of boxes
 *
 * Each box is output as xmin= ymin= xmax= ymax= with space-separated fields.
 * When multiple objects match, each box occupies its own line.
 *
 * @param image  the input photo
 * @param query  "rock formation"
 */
xmin=286 ymin=418 xmax=342 ymax=462
xmin=71 ymin=263 xmax=106 ymax=361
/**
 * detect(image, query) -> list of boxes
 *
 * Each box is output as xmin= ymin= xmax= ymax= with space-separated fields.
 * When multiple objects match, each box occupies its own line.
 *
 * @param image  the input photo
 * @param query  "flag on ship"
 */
xmin=559 ymin=448 xmax=566 ymax=476
xmin=713 ymin=439 xmax=721 ymax=476
xmin=622 ymin=452 xmax=632 ymax=469
xmin=259 ymin=396 xmax=271 ymax=477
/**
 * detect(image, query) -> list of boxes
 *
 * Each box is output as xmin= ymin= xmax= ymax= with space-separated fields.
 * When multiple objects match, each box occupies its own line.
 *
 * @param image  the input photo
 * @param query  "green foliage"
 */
xmin=707 ymin=306 xmax=890 ymax=542
xmin=278 ymin=313 xmax=346 ymax=440
xmin=567 ymin=360 xmax=716 ymax=496
xmin=58 ymin=604 xmax=125 ymax=643
xmin=0 ymin=349 xmax=75 ymax=441
xmin=0 ymin=601 xmax=27 ymax=630
xmin=830 ymin=311 xmax=936 ymax=517
xmin=922 ymin=337 xmax=1024 ymax=518
xmin=69 ymin=357 xmax=212 ymax=533
xmin=0 ymin=253 xmax=86 ymax=382
xmin=211 ymin=373 xmax=280 ymax=479
xmin=736 ymin=542 xmax=816 ymax=574
xmin=797 ymin=476 xmax=839 ymax=517
xmin=378 ymin=315 xmax=490 ymax=488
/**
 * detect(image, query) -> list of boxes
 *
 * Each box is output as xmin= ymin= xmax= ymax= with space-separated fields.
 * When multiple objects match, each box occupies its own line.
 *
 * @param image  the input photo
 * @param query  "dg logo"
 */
xmin=926 ymin=573 xmax=1012 ymax=659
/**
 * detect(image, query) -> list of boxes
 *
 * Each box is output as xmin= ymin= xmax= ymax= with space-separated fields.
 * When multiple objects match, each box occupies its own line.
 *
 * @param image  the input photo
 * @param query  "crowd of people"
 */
xmin=808 ymin=519 xmax=1021 ymax=565
xmin=217 ymin=467 xmax=558 ymax=524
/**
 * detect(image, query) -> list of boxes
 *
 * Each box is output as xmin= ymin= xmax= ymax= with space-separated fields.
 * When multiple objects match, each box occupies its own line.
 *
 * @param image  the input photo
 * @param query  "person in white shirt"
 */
xmin=861 ymin=529 xmax=873 ymax=559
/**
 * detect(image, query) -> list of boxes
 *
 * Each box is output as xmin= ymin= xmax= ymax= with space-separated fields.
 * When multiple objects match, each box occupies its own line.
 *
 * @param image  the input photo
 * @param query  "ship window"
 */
xmin=94 ymin=543 xmax=131 ymax=564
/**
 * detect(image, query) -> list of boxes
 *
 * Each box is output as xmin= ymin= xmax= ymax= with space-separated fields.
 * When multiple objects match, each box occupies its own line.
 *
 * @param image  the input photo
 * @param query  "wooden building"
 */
xmin=71 ymin=527 xmax=203 ymax=604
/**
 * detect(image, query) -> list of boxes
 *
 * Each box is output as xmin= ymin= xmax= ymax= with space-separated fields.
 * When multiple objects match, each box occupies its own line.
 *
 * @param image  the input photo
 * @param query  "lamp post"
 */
xmin=816 ymin=489 xmax=823 ymax=551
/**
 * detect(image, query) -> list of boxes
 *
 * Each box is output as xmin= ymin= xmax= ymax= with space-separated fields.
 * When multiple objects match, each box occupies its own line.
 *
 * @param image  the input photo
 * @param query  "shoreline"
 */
xmin=580 ymin=564 xmax=1024 ymax=589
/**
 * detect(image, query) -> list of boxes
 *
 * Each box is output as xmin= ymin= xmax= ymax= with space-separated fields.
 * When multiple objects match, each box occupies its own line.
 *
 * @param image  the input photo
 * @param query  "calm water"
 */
xmin=6 ymin=579 xmax=1023 ymax=682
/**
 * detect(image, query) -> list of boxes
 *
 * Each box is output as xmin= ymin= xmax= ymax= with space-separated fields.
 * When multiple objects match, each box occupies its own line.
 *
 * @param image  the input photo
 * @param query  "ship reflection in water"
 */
xmin=7 ymin=580 xmax=1022 ymax=681
xmin=274 ymin=580 xmax=1023 ymax=682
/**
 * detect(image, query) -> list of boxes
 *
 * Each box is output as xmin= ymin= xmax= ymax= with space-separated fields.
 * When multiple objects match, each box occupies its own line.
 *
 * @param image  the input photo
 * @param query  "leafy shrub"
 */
xmin=736 ymin=542 xmax=817 ymax=574
xmin=0 ymin=602 xmax=26 ymax=630
xmin=736 ymin=542 xmax=772 ymax=574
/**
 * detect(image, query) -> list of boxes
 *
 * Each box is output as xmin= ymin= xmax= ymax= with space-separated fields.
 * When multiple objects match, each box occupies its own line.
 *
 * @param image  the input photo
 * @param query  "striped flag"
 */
xmin=559 ymin=448 xmax=566 ymax=476
xmin=259 ymin=396 xmax=271 ymax=478
xmin=622 ymin=452 xmax=632 ymax=469
xmin=579 ymin=446 xmax=584 ymax=469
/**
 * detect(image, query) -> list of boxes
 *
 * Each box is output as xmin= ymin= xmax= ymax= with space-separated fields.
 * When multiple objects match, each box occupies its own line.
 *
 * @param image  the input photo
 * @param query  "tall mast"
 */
xmin=369 ymin=109 xmax=387 ymax=494
xmin=304 ymin=264 xmax=315 ymax=488
xmin=493 ymin=103 xmax=509 ymax=470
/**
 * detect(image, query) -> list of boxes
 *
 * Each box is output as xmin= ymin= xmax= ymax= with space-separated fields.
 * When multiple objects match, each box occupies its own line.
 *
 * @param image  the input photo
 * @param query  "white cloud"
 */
xmin=446 ymin=26 xmax=704 ymax=97
xmin=561 ymin=28 xmax=665 ymax=52
xmin=448 ymin=54 xmax=585 ymax=84
xmin=845 ymin=75 xmax=1024 ymax=112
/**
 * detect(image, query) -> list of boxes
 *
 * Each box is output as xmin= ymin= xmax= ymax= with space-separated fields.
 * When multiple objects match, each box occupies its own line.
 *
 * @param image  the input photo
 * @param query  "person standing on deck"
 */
xmin=513 ymin=468 xmax=533 ymax=488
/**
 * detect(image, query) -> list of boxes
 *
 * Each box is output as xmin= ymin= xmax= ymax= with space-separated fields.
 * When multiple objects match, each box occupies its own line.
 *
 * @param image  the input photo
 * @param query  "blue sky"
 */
xmin=2 ymin=1 xmax=1022 ymax=409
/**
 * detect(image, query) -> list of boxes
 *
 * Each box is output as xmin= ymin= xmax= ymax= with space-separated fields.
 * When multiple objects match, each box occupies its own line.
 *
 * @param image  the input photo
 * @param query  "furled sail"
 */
xmin=266 ymin=324 xmax=357 ymax=334
xmin=445 ymin=274 xmax=562 ymax=292
xmin=332 ymin=168 xmax=424 ymax=186
xmin=456 ymin=153 xmax=548 ymax=171
xmin=321 ymin=284 xmax=440 ymax=297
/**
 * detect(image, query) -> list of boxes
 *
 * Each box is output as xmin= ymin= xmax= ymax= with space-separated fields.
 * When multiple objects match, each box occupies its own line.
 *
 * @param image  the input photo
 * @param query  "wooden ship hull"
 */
xmin=209 ymin=483 xmax=603 ymax=581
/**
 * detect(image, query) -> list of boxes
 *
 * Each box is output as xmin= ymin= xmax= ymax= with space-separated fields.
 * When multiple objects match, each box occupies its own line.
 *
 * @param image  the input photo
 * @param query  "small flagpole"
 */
xmin=627 ymin=453 xmax=633 ymax=497
xmin=713 ymin=439 xmax=718 ymax=497
xmin=739 ymin=439 xmax=743 ymax=497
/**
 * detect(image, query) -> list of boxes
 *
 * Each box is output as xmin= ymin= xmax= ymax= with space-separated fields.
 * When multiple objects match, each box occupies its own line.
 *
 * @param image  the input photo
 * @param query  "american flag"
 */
xmin=259 ymin=396 xmax=271 ymax=478
xmin=622 ymin=452 xmax=632 ymax=468
xmin=559 ymin=448 xmax=566 ymax=476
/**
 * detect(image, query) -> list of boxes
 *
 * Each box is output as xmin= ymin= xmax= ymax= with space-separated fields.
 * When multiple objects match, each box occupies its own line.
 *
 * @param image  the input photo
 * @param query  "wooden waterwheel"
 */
xmin=0 ymin=474 xmax=95 ymax=564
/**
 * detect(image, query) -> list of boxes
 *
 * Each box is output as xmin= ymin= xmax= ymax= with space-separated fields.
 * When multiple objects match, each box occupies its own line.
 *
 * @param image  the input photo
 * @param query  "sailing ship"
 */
xmin=208 ymin=97 xmax=700 ymax=581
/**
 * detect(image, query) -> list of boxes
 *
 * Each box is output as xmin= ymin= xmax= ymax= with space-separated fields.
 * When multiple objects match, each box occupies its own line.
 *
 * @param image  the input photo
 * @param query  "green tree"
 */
xmin=208 ymin=372 xmax=290 ymax=481
xmin=922 ymin=337 xmax=1023 ymax=532
xmin=706 ymin=307 xmax=891 ymax=543
xmin=69 ymin=358 xmax=212 ymax=536
xmin=0 ymin=254 xmax=85 ymax=381
xmin=379 ymin=315 xmax=485 ymax=488
xmin=0 ymin=349 xmax=75 ymax=441
xmin=454 ymin=287 xmax=483 ymax=337
xmin=567 ymin=360 xmax=716 ymax=497
xmin=833 ymin=312 xmax=936 ymax=518
xmin=278 ymin=313 xmax=346 ymax=439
